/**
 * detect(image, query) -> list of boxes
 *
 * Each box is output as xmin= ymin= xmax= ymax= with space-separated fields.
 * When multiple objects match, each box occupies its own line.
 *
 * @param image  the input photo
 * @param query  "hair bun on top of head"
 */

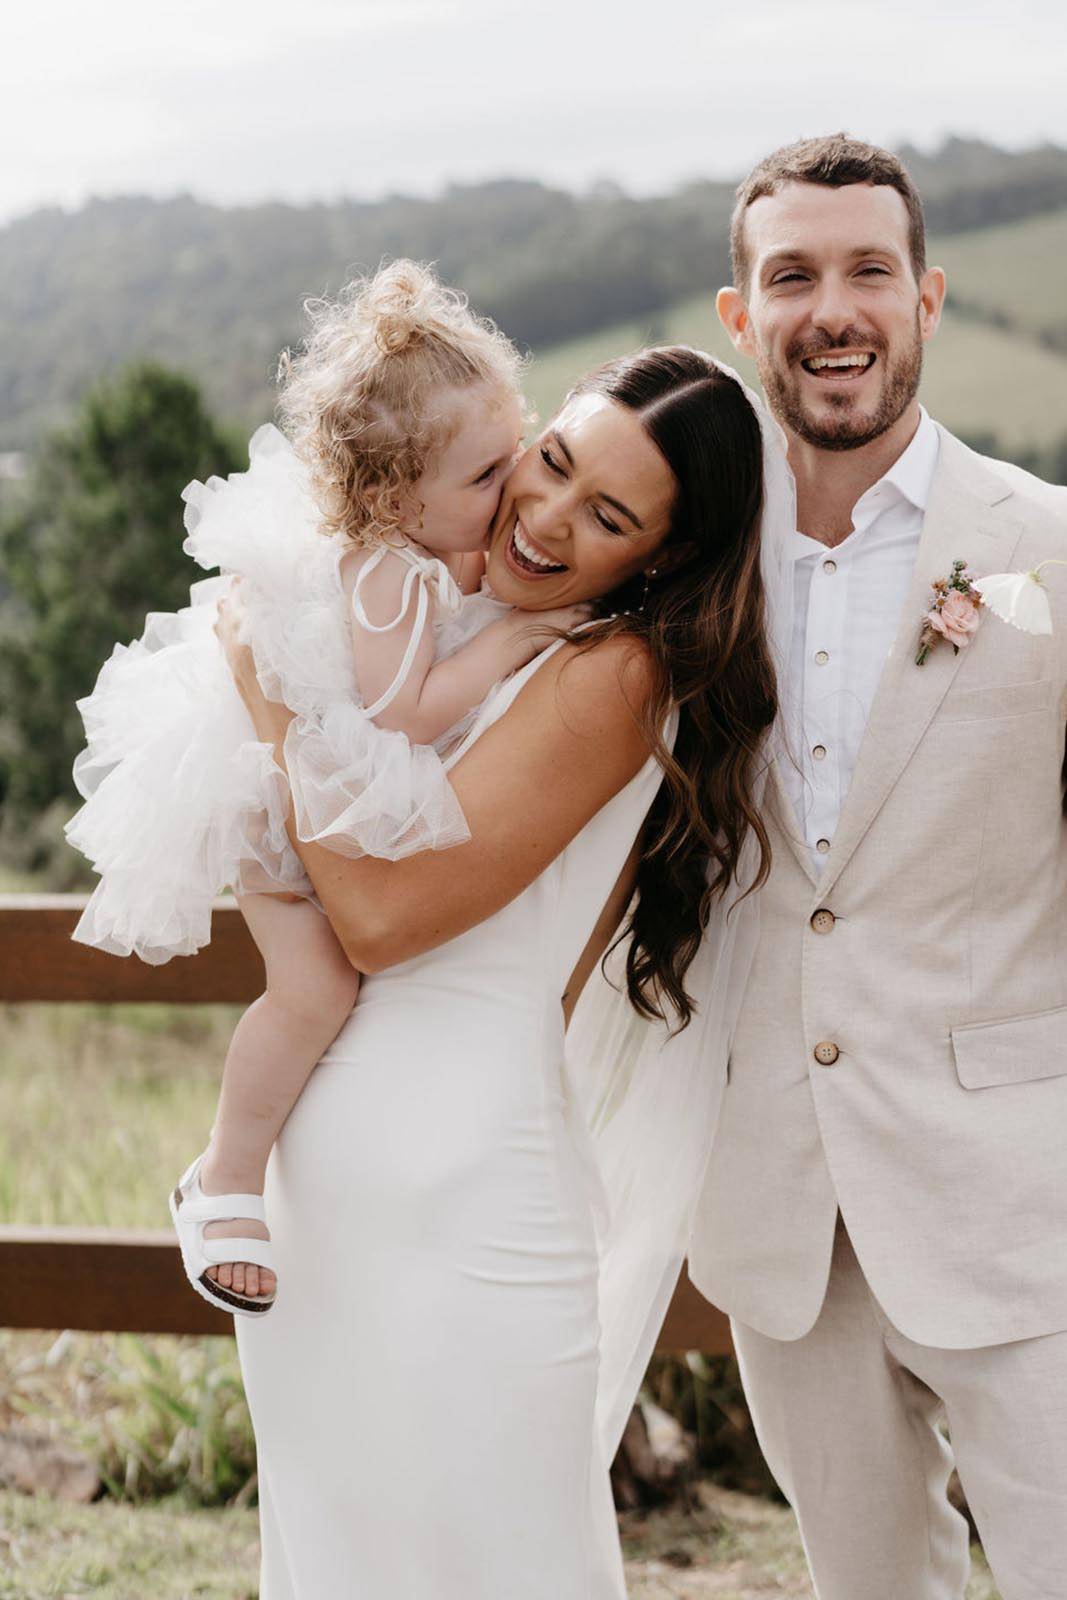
xmin=369 ymin=262 xmax=432 ymax=357
xmin=374 ymin=311 xmax=418 ymax=356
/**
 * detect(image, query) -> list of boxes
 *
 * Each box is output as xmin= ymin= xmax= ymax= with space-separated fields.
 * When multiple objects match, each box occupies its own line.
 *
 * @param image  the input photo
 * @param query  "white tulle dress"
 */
xmin=65 ymin=425 xmax=508 ymax=963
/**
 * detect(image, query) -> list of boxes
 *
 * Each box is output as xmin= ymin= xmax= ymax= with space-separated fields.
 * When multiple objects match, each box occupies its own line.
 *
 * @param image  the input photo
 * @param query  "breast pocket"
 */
xmin=936 ymin=677 xmax=1054 ymax=724
xmin=951 ymin=1004 xmax=1067 ymax=1089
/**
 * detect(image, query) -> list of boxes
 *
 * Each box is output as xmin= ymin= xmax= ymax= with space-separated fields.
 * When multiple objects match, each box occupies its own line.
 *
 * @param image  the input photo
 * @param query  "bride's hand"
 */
xmin=215 ymin=583 xmax=290 ymax=746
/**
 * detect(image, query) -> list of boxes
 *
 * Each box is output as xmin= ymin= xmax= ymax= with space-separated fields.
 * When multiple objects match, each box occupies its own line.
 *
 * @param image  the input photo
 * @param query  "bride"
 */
xmin=217 ymin=344 xmax=791 ymax=1597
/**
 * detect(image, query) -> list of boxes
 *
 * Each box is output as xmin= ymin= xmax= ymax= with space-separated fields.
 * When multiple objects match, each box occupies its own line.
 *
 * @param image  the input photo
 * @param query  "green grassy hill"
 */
xmin=934 ymin=209 xmax=1067 ymax=344
xmin=3 ymin=144 xmax=1067 ymax=455
xmin=528 ymin=219 xmax=1067 ymax=457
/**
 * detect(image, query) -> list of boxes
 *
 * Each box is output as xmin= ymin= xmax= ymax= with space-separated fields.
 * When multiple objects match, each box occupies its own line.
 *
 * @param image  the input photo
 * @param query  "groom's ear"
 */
xmin=917 ymin=266 xmax=946 ymax=344
xmin=716 ymin=287 xmax=756 ymax=360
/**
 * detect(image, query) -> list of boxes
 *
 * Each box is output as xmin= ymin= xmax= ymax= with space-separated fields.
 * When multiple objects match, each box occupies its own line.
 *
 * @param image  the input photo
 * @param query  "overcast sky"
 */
xmin=3 ymin=0 xmax=1066 ymax=226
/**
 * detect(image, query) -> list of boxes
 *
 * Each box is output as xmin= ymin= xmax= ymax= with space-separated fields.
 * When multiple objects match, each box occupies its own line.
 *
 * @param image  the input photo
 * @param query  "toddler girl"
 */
xmin=66 ymin=262 xmax=580 ymax=1316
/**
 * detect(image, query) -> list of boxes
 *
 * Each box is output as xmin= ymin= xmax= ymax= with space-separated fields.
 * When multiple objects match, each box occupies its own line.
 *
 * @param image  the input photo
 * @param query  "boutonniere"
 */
xmin=915 ymin=560 xmax=981 ymax=665
xmin=917 ymin=558 xmax=1066 ymax=665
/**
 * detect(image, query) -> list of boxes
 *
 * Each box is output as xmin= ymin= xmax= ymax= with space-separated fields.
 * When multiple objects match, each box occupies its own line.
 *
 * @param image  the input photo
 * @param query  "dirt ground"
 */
xmin=621 ymin=1482 xmax=999 ymax=1599
xmin=0 ymin=1479 xmax=999 ymax=1600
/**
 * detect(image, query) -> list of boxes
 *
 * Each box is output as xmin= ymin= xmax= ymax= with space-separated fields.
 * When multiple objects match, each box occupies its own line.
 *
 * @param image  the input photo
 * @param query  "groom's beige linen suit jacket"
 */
xmin=689 ymin=426 xmax=1067 ymax=1349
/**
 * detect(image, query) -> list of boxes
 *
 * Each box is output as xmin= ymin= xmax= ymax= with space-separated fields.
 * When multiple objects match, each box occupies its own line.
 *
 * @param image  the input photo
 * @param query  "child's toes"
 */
xmin=216 ymin=1263 xmax=234 ymax=1290
xmin=232 ymin=1264 xmax=247 ymax=1296
xmin=245 ymin=1265 xmax=260 ymax=1298
xmin=261 ymin=1268 xmax=277 ymax=1296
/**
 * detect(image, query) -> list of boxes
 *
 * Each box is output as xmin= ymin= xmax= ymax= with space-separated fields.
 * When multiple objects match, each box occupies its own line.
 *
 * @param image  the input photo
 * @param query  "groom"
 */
xmin=689 ymin=134 xmax=1067 ymax=1598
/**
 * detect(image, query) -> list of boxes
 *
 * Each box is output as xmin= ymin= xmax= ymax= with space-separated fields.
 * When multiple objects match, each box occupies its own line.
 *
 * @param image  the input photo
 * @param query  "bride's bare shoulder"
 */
xmin=516 ymin=629 xmax=655 ymax=745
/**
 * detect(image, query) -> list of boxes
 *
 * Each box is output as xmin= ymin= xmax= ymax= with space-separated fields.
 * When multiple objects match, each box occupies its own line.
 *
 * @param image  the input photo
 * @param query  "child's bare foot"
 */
xmin=198 ymin=1150 xmax=276 ymax=1300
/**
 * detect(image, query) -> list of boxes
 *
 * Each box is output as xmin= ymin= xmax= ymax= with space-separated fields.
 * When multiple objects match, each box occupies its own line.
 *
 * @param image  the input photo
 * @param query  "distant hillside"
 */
xmin=527 ymin=278 xmax=1067 ymax=462
xmin=934 ymin=209 xmax=1067 ymax=351
xmin=3 ymin=137 xmax=1067 ymax=452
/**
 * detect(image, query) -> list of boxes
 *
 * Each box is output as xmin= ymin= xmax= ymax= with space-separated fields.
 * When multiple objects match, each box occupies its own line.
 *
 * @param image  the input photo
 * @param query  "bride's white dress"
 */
xmin=234 ymin=643 xmax=665 ymax=1598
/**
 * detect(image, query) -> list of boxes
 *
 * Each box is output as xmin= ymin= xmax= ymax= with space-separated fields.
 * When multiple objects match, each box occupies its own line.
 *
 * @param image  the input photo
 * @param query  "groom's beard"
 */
xmin=756 ymin=316 xmax=923 ymax=453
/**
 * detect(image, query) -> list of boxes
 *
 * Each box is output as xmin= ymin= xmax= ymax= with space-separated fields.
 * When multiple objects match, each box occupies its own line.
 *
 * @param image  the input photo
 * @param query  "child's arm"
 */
xmin=344 ymin=549 xmax=586 ymax=746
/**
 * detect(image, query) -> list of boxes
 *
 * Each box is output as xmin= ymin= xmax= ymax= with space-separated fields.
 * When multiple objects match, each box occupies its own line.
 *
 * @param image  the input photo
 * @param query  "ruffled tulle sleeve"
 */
xmin=187 ymin=435 xmax=479 ymax=862
xmin=283 ymin=704 xmax=472 ymax=860
xmin=64 ymin=427 xmax=493 ymax=965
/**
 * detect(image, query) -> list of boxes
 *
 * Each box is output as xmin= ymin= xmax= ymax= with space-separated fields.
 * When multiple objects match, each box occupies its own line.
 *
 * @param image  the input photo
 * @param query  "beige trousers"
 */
xmin=731 ymin=1219 xmax=1067 ymax=1600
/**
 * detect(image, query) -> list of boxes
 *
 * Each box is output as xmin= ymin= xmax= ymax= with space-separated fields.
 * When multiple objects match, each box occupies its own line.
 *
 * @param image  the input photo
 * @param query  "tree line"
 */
xmin=3 ymin=136 xmax=1067 ymax=451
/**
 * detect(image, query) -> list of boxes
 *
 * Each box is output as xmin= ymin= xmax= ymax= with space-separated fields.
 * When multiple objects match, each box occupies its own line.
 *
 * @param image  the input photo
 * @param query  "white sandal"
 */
xmin=169 ymin=1152 xmax=277 ymax=1317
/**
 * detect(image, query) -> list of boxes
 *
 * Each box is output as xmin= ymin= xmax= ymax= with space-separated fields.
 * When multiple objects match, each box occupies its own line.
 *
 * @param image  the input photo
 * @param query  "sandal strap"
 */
xmin=179 ymin=1191 xmax=267 ymax=1225
xmin=197 ymin=1236 xmax=276 ymax=1272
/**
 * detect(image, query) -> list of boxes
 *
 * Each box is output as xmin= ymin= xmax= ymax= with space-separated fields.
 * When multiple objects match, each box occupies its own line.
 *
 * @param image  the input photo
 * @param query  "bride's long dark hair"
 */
xmin=570 ymin=347 xmax=777 ymax=1030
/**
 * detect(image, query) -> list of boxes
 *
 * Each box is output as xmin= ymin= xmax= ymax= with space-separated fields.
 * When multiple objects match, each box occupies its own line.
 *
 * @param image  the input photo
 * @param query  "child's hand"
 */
xmin=215 ymin=583 xmax=255 ymax=686
xmin=527 ymin=603 xmax=593 ymax=636
xmin=216 ymin=583 xmax=292 ymax=748
xmin=504 ymin=603 xmax=593 ymax=667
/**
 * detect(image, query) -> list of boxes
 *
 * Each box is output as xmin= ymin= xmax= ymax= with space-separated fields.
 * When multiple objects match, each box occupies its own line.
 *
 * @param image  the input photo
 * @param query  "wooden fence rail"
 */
xmin=0 ymin=895 xmax=731 ymax=1353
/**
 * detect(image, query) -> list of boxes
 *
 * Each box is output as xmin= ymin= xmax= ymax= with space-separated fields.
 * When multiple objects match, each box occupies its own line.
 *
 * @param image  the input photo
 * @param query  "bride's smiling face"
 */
xmin=484 ymin=393 xmax=677 ymax=610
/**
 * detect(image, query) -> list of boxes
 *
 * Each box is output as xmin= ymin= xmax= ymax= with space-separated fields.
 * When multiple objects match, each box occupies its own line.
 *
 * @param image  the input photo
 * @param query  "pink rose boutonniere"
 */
xmin=915 ymin=560 xmax=981 ymax=665
xmin=917 ymin=557 xmax=1066 ymax=663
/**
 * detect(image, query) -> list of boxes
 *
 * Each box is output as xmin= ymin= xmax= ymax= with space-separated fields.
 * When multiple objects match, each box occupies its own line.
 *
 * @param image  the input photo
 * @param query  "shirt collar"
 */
xmin=788 ymin=406 xmax=940 ymax=562
xmin=866 ymin=404 xmax=939 ymax=516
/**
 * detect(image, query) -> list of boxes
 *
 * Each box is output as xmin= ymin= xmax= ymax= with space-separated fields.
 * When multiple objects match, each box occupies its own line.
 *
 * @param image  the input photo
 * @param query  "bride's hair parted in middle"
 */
xmin=569 ymin=346 xmax=777 ymax=1031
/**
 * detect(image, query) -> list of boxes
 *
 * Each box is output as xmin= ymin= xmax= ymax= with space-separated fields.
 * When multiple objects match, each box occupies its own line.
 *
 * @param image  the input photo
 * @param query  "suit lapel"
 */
xmin=767 ymin=760 xmax=820 ymax=888
xmin=811 ymin=429 xmax=1023 ymax=904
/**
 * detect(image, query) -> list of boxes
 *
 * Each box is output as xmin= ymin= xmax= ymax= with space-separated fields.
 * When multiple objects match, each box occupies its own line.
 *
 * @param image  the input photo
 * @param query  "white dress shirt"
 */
xmin=781 ymin=408 xmax=940 ymax=871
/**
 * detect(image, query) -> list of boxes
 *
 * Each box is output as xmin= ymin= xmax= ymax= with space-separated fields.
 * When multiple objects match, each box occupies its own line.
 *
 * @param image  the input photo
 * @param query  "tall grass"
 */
xmin=0 ymin=1002 xmax=234 ymax=1229
xmin=1 ymin=1001 xmax=258 ymax=1505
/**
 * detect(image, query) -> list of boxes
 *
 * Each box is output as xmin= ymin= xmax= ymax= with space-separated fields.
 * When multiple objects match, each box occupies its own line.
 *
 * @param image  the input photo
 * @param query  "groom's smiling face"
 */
xmin=720 ymin=181 xmax=945 ymax=452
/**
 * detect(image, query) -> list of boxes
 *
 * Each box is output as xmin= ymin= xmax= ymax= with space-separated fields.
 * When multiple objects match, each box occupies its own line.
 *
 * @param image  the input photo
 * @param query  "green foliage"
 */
xmin=0 ymin=1488 xmax=260 ymax=1598
xmin=2 ymin=139 xmax=1067 ymax=449
xmin=0 ymin=1003 xmax=255 ymax=1506
xmin=92 ymin=1334 xmax=255 ymax=1505
xmin=2 ymin=1328 xmax=256 ymax=1509
xmin=0 ymin=1001 xmax=236 ymax=1229
xmin=0 ymin=364 xmax=241 ymax=868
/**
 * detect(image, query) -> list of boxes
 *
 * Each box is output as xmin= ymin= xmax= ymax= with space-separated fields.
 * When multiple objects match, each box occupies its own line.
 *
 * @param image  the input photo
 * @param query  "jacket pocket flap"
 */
xmin=937 ymin=677 xmax=1053 ymax=723
xmin=951 ymin=1004 xmax=1067 ymax=1089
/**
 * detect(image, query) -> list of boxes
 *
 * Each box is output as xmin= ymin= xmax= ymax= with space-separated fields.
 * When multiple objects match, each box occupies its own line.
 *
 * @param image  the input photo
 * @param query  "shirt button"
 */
xmin=814 ymin=650 xmax=830 ymax=665
xmin=814 ymin=1041 xmax=840 ymax=1067
xmin=823 ymin=559 xmax=838 ymax=574
xmin=816 ymin=838 xmax=831 ymax=854
xmin=812 ymin=744 xmax=827 ymax=761
xmin=810 ymin=908 xmax=836 ymax=934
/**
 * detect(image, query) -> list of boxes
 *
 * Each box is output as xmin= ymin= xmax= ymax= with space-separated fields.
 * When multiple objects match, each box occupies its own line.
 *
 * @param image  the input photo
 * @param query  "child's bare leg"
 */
xmin=198 ymin=893 xmax=360 ymax=1299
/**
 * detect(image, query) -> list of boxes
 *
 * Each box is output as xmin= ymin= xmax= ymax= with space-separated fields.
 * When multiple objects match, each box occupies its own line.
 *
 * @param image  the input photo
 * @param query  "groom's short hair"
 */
xmin=730 ymin=134 xmax=927 ymax=294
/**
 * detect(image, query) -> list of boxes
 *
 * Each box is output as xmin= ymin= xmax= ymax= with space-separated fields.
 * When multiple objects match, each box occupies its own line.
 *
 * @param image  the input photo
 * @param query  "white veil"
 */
xmin=565 ymin=359 xmax=795 ymax=1462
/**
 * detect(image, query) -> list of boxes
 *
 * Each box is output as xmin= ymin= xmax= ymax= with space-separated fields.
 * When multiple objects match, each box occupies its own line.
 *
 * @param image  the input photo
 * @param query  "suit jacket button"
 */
xmin=810 ymin=909 xmax=836 ymax=934
xmin=814 ymin=1041 xmax=840 ymax=1066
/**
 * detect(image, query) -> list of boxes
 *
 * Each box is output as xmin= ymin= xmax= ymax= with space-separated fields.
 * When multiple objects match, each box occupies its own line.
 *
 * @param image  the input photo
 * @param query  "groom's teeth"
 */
xmin=804 ymin=354 xmax=875 ymax=371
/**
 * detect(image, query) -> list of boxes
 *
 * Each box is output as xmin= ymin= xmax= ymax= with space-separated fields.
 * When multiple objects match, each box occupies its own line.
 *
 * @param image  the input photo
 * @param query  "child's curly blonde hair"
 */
xmin=277 ymin=261 xmax=524 ymax=547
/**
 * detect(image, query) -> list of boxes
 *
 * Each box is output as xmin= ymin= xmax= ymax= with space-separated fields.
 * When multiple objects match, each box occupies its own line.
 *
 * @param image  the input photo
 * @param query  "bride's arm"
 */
xmin=220 ymin=602 xmax=654 ymax=973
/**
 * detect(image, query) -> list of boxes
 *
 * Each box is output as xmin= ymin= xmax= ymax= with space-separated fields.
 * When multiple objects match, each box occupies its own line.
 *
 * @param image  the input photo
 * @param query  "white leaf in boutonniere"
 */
xmin=972 ymin=559 xmax=1067 ymax=636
